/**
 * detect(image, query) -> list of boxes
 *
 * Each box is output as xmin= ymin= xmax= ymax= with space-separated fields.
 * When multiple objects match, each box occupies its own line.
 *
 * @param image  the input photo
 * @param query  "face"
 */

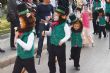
xmin=73 ymin=23 xmax=81 ymax=30
xmin=43 ymin=0 xmax=50 ymax=4
xmin=84 ymin=6 xmax=88 ymax=11
xmin=54 ymin=12 xmax=60 ymax=21
xmin=19 ymin=17 xmax=26 ymax=29
xmin=99 ymin=12 xmax=103 ymax=16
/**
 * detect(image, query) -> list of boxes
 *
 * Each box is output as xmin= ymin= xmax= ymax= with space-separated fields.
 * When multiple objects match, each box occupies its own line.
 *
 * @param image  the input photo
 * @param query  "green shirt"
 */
xmin=17 ymin=31 xmax=34 ymax=59
xmin=71 ymin=32 xmax=82 ymax=48
xmin=99 ymin=16 xmax=106 ymax=26
xmin=105 ymin=3 xmax=110 ymax=14
xmin=50 ymin=22 xmax=65 ymax=46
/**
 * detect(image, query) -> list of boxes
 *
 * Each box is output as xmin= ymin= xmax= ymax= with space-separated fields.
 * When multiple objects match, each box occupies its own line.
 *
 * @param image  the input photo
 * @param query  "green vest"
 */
xmin=71 ymin=32 xmax=82 ymax=48
xmin=105 ymin=3 xmax=110 ymax=14
xmin=99 ymin=16 xmax=106 ymax=26
xmin=17 ymin=31 xmax=34 ymax=59
xmin=50 ymin=22 xmax=65 ymax=46
xmin=93 ymin=1 xmax=101 ymax=12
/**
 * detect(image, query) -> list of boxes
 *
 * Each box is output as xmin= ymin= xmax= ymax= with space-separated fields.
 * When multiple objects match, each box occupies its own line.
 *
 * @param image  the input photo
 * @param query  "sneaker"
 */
xmin=0 ymin=48 xmax=5 ymax=53
xmin=75 ymin=67 xmax=80 ymax=71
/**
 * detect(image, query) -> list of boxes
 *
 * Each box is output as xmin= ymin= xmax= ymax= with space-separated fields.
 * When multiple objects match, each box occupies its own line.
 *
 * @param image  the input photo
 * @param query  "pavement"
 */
xmin=0 ymin=20 xmax=110 ymax=73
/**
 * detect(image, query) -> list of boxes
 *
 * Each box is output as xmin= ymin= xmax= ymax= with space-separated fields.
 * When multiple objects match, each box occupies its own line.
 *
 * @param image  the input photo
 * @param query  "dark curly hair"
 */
xmin=71 ymin=19 xmax=83 ymax=33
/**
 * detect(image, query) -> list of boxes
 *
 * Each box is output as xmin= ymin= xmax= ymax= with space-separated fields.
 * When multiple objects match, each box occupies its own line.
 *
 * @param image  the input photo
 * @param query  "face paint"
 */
xmin=54 ymin=16 xmax=59 ymax=21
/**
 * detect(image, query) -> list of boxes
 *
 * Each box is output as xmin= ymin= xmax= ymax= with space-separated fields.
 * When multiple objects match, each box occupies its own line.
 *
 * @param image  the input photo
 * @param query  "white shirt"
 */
xmin=16 ymin=32 xmax=34 ymax=51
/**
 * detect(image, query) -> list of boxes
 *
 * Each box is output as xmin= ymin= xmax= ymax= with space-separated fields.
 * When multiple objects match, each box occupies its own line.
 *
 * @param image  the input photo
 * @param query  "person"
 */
xmin=12 ymin=3 xmax=37 ymax=73
xmin=0 ymin=48 xmax=5 ymax=53
xmin=92 ymin=0 xmax=101 ymax=34
xmin=68 ymin=14 xmax=83 ymax=71
xmin=7 ymin=0 xmax=20 ymax=50
xmin=105 ymin=0 xmax=110 ymax=31
xmin=97 ymin=8 xmax=106 ymax=39
xmin=35 ymin=0 xmax=54 ymax=58
xmin=81 ymin=5 xmax=94 ymax=47
xmin=44 ymin=6 xmax=70 ymax=73
xmin=0 ymin=2 xmax=2 ymax=23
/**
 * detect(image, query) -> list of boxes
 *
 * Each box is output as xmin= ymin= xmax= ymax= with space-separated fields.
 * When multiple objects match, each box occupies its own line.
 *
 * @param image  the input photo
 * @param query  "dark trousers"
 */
xmin=48 ymin=44 xmax=66 ymax=73
xmin=10 ymin=18 xmax=19 ymax=48
xmin=70 ymin=47 xmax=81 ymax=67
xmin=92 ymin=11 xmax=99 ymax=34
xmin=99 ymin=26 xmax=106 ymax=38
xmin=37 ymin=24 xmax=50 ymax=56
xmin=12 ymin=56 xmax=37 ymax=73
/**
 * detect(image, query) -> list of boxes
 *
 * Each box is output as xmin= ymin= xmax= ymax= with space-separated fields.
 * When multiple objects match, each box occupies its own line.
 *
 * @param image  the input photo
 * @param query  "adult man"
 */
xmin=7 ymin=0 xmax=20 ymax=50
xmin=35 ymin=0 xmax=54 ymax=58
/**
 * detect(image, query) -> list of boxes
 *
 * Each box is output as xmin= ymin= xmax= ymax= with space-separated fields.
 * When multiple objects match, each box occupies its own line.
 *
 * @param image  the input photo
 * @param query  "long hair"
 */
xmin=18 ymin=13 xmax=35 ymax=32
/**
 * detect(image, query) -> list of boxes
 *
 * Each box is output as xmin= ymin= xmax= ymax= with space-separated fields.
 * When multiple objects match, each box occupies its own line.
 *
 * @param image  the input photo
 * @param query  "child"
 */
xmin=81 ymin=5 xmax=94 ymax=47
xmin=69 ymin=14 xmax=83 ymax=71
xmin=44 ymin=6 xmax=71 ymax=73
xmin=92 ymin=0 xmax=101 ymax=34
xmin=97 ymin=8 xmax=106 ymax=39
xmin=12 ymin=3 xmax=37 ymax=73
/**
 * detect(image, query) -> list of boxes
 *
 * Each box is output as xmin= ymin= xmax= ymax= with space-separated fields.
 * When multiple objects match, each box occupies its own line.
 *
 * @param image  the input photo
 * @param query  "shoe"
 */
xmin=0 ymin=48 xmax=5 ymax=53
xmin=75 ymin=67 xmax=80 ymax=71
xmin=36 ymin=55 xmax=41 ymax=58
xmin=11 ymin=47 xmax=16 ymax=50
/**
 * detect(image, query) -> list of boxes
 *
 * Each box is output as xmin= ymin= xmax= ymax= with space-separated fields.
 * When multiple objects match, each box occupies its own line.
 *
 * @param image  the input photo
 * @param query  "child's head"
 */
xmin=18 ymin=13 xmax=35 ymax=32
xmin=83 ymin=5 xmax=88 ymax=11
xmin=71 ymin=20 xmax=83 ymax=32
xmin=54 ymin=6 xmax=68 ymax=23
xmin=98 ymin=8 xmax=104 ymax=16
xmin=69 ymin=14 xmax=83 ymax=32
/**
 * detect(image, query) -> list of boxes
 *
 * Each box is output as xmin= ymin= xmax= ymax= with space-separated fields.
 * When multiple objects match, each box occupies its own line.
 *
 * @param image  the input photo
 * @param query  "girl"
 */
xmin=44 ymin=6 xmax=71 ymax=73
xmin=12 ymin=3 xmax=37 ymax=73
xmin=81 ymin=5 xmax=94 ymax=47
xmin=97 ymin=8 xmax=106 ymax=39
xmin=69 ymin=14 xmax=83 ymax=71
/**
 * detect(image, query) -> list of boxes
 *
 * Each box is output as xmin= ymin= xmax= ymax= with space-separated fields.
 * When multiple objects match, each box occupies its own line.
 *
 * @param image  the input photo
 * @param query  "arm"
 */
xmin=16 ymin=33 xmax=34 ymax=51
xmin=59 ymin=23 xmax=71 ymax=44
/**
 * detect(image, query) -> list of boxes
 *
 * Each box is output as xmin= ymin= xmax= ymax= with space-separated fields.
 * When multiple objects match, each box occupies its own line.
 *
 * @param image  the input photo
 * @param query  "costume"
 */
xmin=68 ymin=14 xmax=83 ymax=71
xmin=46 ymin=6 xmax=71 ymax=73
xmin=12 ymin=3 xmax=37 ymax=73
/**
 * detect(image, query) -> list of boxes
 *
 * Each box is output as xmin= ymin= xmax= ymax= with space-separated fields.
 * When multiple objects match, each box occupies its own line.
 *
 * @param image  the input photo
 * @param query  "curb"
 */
xmin=0 ymin=44 xmax=47 ymax=68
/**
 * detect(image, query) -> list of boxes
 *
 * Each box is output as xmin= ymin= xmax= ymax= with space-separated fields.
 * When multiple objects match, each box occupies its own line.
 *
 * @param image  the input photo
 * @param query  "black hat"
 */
xmin=55 ymin=6 xmax=66 ymax=15
xmin=67 ymin=13 xmax=78 ymax=25
xmin=17 ymin=2 xmax=29 ymax=15
xmin=98 ymin=8 xmax=104 ymax=13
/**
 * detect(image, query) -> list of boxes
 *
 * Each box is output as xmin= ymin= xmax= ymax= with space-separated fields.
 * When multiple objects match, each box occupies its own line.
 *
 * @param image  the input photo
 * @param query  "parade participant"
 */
xmin=97 ymin=8 xmax=106 ymax=39
xmin=105 ymin=0 xmax=110 ymax=31
xmin=69 ymin=14 xmax=83 ymax=71
xmin=12 ymin=3 xmax=37 ymax=73
xmin=44 ymin=6 xmax=70 ymax=73
xmin=92 ymin=0 xmax=101 ymax=34
xmin=81 ymin=5 xmax=94 ymax=47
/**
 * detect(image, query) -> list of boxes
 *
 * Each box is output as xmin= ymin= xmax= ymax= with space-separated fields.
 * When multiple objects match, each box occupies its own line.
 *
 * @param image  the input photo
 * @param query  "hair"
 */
xmin=18 ymin=13 xmax=35 ymax=32
xmin=55 ymin=11 xmax=67 ymax=24
xmin=98 ymin=9 xmax=105 ymax=16
xmin=71 ymin=20 xmax=83 ymax=33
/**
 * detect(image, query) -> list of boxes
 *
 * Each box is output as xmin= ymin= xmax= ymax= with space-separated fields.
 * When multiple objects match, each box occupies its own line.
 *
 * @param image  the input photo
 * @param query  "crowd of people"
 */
xmin=0 ymin=0 xmax=110 ymax=73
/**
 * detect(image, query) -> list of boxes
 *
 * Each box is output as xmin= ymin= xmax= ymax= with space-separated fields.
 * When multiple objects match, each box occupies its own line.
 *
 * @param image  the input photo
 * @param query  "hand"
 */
xmin=59 ymin=41 xmax=64 ymax=46
xmin=42 ymin=31 xmax=45 ymax=36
